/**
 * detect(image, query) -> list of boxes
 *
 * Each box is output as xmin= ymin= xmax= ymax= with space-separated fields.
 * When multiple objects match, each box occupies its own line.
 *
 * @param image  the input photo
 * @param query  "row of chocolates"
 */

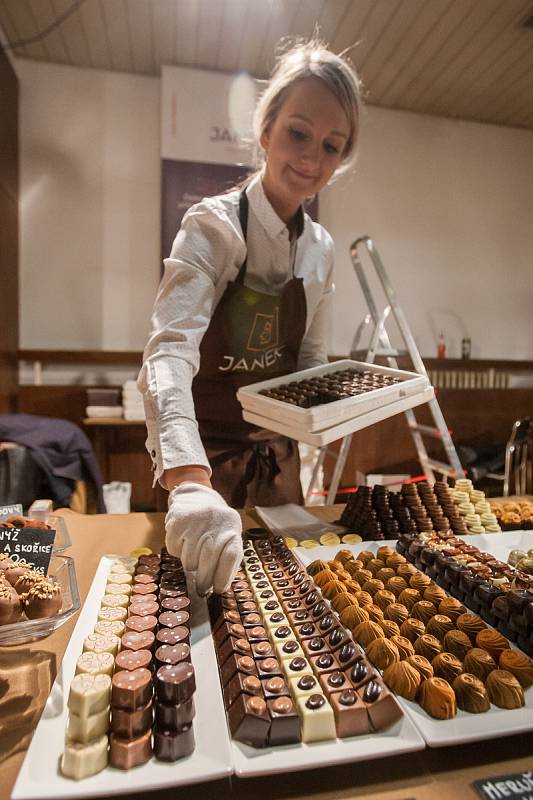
xmin=397 ymin=530 xmax=533 ymax=658
xmin=61 ymin=550 xmax=196 ymax=780
xmin=209 ymin=531 xmax=402 ymax=747
xmin=307 ymin=546 xmax=532 ymax=720
xmin=258 ymin=367 xmax=401 ymax=408
xmin=339 ymin=478 xmax=508 ymax=541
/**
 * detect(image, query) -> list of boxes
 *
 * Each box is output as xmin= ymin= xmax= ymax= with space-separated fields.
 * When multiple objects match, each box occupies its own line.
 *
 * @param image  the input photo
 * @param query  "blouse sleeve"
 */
xmin=137 ymin=203 xmax=240 ymax=485
xmin=297 ymin=234 xmax=335 ymax=370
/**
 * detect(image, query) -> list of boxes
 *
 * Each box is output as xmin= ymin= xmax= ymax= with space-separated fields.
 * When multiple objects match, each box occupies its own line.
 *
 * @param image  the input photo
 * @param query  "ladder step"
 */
xmin=425 ymin=459 xmax=460 ymax=477
xmin=408 ymin=423 xmax=447 ymax=439
xmin=350 ymin=348 xmax=408 ymax=360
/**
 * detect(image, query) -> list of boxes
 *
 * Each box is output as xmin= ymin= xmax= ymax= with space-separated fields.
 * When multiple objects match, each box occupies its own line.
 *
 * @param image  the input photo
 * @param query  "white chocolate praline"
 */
xmin=94 ymin=619 xmax=125 ymax=638
xmin=282 ymin=657 xmax=314 ymax=679
xmin=97 ymin=606 xmax=127 ymax=623
xmin=274 ymin=639 xmax=304 ymax=662
xmin=68 ymin=673 xmax=111 ymax=717
xmin=105 ymin=582 xmax=132 ymax=596
xmin=106 ymin=572 xmax=133 ymax=585
xmin=75 ymin=651 xmax=115 ymax=677
xmin=66 ymin=707 xmax=110 ymax=744
xmin=288 ymin=674 xmax=320 ymax=699
xmin=264 ymin=614 xmax=288 ymax=631
xmin=100 ymin=593 xmax=129 ymax=609
xmin=61 ymin=734 xmax=108 ymax=780
xmin=83 ymin=632 xmax=120 ymax=656
xmin=296 ymin=694 xmax=336 ymax=742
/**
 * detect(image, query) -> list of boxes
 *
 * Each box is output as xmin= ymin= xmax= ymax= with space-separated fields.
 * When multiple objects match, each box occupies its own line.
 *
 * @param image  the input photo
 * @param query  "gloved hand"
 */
xmin=165 ymin=482 xmax=243 ymax=595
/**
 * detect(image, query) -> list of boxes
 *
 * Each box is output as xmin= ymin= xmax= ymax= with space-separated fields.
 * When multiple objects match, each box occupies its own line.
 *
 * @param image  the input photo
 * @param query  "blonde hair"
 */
xmin=253 ymin=38 xmax=363 ymax=180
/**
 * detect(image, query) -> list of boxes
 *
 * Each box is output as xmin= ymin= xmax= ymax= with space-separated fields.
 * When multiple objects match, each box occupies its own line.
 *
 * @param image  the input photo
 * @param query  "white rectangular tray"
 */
xmin=243 ymin=386 xmax=435 ymax=446
xmin=237 ymin=359 xmax=430 ymax=433
xmin=231 ymin=712 xmax=424 ymax=778
xmin=255 ymin=503 xmax=348 ymax=541
xmin=295 ymin=543 xmax=533 ymax=748
xmin=12 ymin=556 xmax=232 ymax=799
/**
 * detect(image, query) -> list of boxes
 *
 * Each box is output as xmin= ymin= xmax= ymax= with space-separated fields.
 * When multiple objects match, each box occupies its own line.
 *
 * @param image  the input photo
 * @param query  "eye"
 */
xmin=324 ymin=142 xmax=340 ymax=155
xmin=288 ymin=127 xmax=307 ymax=141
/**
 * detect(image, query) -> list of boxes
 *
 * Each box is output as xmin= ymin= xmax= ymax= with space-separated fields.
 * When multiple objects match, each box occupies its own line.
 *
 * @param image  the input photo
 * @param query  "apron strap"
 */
xmin=235 ymin=189 xmax=249 ymax=286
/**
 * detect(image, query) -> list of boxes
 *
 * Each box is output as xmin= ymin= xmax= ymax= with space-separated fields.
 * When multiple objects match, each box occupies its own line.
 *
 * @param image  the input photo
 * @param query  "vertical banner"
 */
xmin=161 ymin=66 xmax=257 ymax=264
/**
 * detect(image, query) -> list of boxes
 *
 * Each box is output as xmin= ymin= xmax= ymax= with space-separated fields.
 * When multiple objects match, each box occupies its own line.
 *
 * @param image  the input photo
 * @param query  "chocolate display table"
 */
xmin=1 ymin=507 xmax=531 ymax=800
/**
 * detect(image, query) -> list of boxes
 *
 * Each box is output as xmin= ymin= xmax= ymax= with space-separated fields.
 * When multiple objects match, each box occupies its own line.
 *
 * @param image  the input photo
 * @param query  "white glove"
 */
xmin=165 ymin=482 xmax=243 ymax=595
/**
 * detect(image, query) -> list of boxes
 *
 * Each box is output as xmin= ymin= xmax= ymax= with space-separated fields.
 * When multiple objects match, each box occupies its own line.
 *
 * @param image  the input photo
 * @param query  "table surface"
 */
xmin=1 ymin=506 xmax=532 ymax=800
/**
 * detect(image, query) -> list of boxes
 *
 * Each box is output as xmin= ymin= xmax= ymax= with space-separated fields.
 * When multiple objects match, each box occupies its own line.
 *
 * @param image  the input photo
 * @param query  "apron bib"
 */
xmin=191 ymin=189 xmax=307 ymax=506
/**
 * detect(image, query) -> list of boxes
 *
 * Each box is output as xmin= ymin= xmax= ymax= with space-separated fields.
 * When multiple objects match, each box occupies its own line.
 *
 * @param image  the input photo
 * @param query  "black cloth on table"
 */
xmin=0 ymin=414 xmax=105 ymax=512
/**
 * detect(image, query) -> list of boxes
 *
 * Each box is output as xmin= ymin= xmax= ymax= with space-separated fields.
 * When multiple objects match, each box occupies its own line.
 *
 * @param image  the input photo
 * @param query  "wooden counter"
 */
xmin=1 ymin=507 xmax=531 ymax=800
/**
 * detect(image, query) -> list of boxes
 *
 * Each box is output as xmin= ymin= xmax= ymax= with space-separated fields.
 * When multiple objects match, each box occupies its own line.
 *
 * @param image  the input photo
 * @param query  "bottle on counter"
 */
xmin=437 ymin=333 xmax=446 ymax=359
xmin=461 ymin=337 xmax=471 ymax=360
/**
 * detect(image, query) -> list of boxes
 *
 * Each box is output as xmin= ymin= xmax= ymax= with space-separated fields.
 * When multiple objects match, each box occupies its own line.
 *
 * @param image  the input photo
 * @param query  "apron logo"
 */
xmin=219 ymin=345 xmax=287 ymax=373
xmin=246 ymin=308 xmax=279 ymax=352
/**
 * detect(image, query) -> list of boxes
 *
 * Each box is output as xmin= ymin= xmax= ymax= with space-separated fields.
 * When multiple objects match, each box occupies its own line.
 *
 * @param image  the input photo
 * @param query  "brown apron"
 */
xmin=192 ymin=189 xmax=307 ymax=508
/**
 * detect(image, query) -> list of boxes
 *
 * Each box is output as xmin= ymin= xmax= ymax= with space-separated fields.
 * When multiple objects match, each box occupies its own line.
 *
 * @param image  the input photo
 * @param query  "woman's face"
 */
xmin=261 ymin=76 xmax=351 ymax=221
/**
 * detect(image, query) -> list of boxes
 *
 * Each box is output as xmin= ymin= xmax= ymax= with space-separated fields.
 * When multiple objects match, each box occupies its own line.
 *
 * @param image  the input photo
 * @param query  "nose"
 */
xmin=299 ymin=138 xmax=320 ymax=166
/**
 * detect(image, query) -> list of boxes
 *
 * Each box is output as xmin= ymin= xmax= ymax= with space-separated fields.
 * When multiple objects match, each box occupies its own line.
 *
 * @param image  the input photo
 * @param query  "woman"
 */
xmin=139 ymin=40 xmax=362 ymax=594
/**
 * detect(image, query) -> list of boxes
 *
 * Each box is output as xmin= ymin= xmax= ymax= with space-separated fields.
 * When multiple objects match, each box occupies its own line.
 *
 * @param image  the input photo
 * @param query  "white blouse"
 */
xmin=138 ymin=172 xmax=335 ymax=484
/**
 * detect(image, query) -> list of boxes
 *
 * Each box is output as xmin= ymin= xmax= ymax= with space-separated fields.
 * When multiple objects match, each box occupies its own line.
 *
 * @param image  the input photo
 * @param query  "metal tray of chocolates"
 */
xmin=209 ymin=533 xmax=424 ymax=778
xmin=12 ymin=555 xmax=232 ymax=799
xmin=295 ymin=542 xmax=533 ymax=748
xmin=237 ymin=359 xmax=430 ymax=433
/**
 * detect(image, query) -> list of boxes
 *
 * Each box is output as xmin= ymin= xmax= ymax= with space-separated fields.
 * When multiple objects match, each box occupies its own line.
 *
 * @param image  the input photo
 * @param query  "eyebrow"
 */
xmin=289 ymin=113 xmax=348 ymax=140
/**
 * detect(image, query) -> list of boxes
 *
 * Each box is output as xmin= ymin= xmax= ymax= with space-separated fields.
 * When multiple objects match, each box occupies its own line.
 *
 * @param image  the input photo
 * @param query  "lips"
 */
xmin=288 ymin=165 xmax=317 ymax=180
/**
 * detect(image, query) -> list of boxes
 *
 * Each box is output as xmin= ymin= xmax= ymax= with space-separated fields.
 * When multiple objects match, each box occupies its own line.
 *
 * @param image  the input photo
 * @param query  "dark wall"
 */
xmin=0 ymin=45 xmax=18 ymax=413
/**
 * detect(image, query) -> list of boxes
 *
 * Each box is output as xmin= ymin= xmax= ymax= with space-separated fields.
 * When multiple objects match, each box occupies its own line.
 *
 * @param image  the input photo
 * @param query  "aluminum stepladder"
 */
xmin=306 ymin=236 xmax=463 ymax=505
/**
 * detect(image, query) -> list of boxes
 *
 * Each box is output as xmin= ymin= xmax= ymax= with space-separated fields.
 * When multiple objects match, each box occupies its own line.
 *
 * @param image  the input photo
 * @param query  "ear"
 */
xmin=260 ymin=125 xmax=271 ymax=151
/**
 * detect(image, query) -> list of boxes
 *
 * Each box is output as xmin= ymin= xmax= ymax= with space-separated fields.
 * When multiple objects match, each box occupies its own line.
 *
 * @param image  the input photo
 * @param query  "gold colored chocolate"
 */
xmin=366 ymin=637 xmax=400 ymax=670
xmin=406 ymin=654 xmax=434 ymax=681
xmin=400 ymin=618 xmax=426 ymax=644
xmin=432 ymin=652 xmax=463 ymax=683
xmin=414 ymin=634 xmax=443 ymax=661
xmin=453 ymin=673 xmax=490 ymax=713
xmin=475 ymin=629 xmax=511 ymax=662
xmin=498 ymin=650 xmax=533 ymax=688
xmin=463 ymin=647 xmax=497 ymax=682
xmin=443 ymin=630 xmax=472 ymax=661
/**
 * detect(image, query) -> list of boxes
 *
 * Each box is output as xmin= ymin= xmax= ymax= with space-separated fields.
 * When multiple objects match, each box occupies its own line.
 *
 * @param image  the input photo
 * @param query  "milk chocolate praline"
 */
xmin=463 ymin=648 xmax=497 ymax=682
xmin=418 ymin=677 xmax=456 ymax=719
xmin=443 ymin=630 xmax=472 ymax=661
xmin=414 ymin=634 xmax=442 ymax=660
xmin=432 ymin=652 xmax=463 ymax=683
xmin=406 ymin=654 xmax=434 ymax=681
xmin=498 ymin=650 xmax=533 ymax=688
xmin=383 ymin=660 xmax=421 ymax=700
xmin=452 ymin=673 xmax=490 ymax=713
xmin=486 ymin=669 xmax=525 ymax=709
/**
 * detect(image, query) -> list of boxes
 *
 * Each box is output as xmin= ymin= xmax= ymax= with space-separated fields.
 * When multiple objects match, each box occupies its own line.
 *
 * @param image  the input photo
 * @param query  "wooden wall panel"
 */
xmin=0 ymin=47 xmax=18 ymax=414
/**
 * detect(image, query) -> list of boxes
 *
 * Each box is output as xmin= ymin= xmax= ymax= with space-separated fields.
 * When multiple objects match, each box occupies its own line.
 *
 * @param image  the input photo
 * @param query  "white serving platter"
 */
xmin=12 ymin=556 xmax=232 ymax=800
xmin=242 ymin=386 xmax=435 ymax=447
xmin=237 ymin=359 xmax=430 ymax=433
xmin=255 ymin=503 xmax=348 ymax=542
xmin=231 ymin=712 xmax=424 ymax=778
xmin=461 ymin=530 xmax=533 ymax=563
xmin=294 ymin=543 xmax=533 ymax=748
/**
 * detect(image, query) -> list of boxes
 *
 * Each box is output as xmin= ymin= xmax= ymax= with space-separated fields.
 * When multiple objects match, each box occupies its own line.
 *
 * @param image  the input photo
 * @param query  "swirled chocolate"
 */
xmin=452 ymin=673 xmax=490 ymax=713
